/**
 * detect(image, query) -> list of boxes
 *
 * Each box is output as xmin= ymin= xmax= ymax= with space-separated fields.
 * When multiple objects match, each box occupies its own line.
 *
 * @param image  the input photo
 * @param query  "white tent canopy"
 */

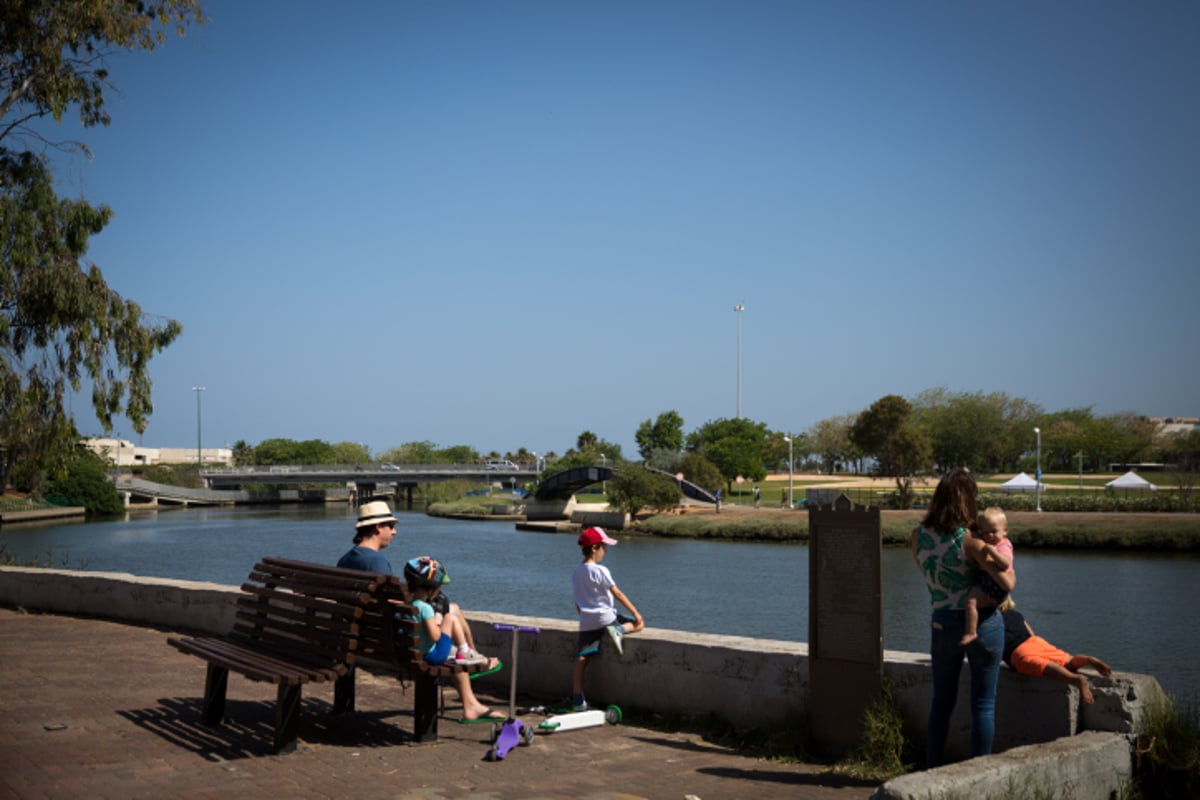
xmin=999 ymin=472 xmax=1045 ymax=493
xmin=1106 ymin=470 xmax=1158 ymax=491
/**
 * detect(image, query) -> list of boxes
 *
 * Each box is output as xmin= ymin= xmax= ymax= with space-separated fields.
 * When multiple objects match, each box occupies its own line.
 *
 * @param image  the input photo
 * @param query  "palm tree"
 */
xmin=577 ymin=430 xmax=598 ymax=451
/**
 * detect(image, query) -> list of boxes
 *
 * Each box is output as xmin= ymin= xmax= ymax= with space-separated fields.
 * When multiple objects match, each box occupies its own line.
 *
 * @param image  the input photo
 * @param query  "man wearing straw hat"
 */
xmin=338 ymin=500 xmax=481 ymax=655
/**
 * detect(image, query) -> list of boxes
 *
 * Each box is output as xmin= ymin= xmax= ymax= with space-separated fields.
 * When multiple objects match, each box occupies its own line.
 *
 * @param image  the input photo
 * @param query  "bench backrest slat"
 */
xmin=237 ymin=585 xmax=366 ymax=622
xmin=222 ymin=558 xmax=380 ymax=670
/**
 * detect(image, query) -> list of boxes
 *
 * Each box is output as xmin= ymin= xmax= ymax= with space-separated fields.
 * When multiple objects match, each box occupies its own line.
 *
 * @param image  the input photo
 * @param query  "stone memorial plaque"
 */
xmin=807 ymin=495 xmax=883 ymax=757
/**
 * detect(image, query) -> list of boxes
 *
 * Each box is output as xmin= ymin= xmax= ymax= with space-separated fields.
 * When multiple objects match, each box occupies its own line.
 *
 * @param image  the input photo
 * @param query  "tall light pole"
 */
xmin=1033 ymin=426 xmax=1042 ymax=513
xmin=783 ymin=435 xmax=794 ymax=510
xmin=600 ymin=453 xmax=607 ymax=494
xmin=734 ymin=303 xmax=744 ymax=418
xmin=193 ymin=386 xmax=206 ymax=468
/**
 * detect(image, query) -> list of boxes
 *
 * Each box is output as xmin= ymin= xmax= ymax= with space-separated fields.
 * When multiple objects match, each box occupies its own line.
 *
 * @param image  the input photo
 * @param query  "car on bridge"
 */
xmin=485 ymin=460 xmax=519 ymax=470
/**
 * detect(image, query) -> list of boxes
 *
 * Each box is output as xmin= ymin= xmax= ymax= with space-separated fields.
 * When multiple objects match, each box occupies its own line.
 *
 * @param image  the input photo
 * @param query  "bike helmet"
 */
xmin=404 ymin=556 xmax=450 ymax=588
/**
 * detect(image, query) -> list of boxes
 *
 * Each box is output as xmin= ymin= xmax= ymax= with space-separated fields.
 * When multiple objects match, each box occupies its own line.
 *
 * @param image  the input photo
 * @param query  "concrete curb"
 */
xmin=873 ymin=730 xmax=1134 ymax=799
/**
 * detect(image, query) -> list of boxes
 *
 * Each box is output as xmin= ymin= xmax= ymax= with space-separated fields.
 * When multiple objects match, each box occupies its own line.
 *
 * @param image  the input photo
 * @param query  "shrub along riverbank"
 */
xmin=633 ymin=509 xmax=1200 ymax=552
xmin=426 ymin=496 xmax=1200 ymax=551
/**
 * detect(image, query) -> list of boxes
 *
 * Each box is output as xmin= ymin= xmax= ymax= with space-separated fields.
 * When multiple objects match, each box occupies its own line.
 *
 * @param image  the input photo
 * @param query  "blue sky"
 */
xmin=52 ymin=1 xmax=1199 ymax=457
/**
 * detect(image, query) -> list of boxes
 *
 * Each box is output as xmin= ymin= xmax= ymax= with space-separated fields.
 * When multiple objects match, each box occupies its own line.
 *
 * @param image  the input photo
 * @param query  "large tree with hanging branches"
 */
xmin=1 ymin=0 xmax=204 ymax=491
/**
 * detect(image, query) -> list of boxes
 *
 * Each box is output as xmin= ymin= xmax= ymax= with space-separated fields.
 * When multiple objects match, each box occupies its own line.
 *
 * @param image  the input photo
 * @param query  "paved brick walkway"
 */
xmin=0 ymin=608 xmax=879 ymax=799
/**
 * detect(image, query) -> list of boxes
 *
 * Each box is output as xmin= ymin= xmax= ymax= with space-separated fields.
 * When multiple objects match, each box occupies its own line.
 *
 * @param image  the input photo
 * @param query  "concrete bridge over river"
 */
xmin=116 ymin=464 xmax=717 ymax=510
xmin=200 ymin=463 xmax=539 ymax=488
xmin=204 ymin=463 xmax=718 ymax=504
xmin=196 ymin=464 xmax=539 ymax=508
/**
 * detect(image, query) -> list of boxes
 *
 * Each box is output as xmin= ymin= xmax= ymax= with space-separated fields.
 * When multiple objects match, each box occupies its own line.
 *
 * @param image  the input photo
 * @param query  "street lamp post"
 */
xmin=193 ymin=386 xmax=206 ymax=468
xmin=1034 ymin=426 xmax=1042 ymax=512
xmin=600 ymin=453 xmax=607 ymax=493
xmin=783 ymin=435 xmax=794 ymax=510
xmin=734 ymin=304 xmax=744 ymax=418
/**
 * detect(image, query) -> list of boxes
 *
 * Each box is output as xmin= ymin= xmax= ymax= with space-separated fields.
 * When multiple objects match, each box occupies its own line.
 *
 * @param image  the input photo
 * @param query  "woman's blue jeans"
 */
xmin=926 ymin=607 xmax=1003 ymax=768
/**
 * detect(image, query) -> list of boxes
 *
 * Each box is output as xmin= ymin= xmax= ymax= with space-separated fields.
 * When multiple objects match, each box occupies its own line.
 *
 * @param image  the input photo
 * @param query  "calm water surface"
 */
xmin=4 ymin=505 xmax=1197 ymax=698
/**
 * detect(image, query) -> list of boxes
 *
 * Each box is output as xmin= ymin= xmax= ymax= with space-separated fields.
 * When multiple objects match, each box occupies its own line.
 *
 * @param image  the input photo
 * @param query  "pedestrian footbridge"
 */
xmin=116 ymin=476 xmax=248 ymax=507
xmin=533 ymin=465 xmax=716 ymax=504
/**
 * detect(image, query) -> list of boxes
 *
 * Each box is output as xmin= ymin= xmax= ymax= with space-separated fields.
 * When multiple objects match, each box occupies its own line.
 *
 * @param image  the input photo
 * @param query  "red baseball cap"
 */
xmin=578 ymin=526 xmax=617 ymax=547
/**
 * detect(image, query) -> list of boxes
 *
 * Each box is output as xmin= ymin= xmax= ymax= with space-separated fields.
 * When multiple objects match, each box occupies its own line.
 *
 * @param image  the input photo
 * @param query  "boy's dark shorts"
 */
xmin=431 ymin=592 xmax=451 ymax=616
xmin=577 ymin=614 xmax=634 ymax=657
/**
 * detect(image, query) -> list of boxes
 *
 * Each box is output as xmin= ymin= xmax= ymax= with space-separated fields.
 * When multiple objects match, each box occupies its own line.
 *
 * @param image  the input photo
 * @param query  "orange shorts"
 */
xmin=1010 ymin=635 xmax=1070 ymax=677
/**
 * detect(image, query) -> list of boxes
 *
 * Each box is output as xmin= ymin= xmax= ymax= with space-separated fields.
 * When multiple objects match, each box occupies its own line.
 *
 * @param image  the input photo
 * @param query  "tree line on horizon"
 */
xmin=218 ymin=390 xmax=1198 ymax=505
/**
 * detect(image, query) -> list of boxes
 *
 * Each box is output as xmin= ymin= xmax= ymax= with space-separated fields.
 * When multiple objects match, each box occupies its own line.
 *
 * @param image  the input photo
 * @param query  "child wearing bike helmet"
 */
xmin=404 ymin=556 xmax=492 ymax=667
xmin=570 ymin=527 xmax=645 ymax=711
xmin=402 ymin=557 xmax=504 ymax=721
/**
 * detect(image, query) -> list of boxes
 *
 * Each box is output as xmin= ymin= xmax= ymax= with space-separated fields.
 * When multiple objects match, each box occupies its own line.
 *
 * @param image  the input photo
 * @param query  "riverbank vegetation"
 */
xmin=634 ymin=509 xmax=1200 ymax=551
xmin=1136 ymin=693 xmax=1200 ymax=798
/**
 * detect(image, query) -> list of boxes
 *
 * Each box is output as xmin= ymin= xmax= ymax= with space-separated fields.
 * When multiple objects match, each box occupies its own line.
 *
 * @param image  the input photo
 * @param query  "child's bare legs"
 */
xmin=440 ymin=612 xmax=495 ymax=665
xmin=572 ymin=656 xmax=589 ymax=699
xmin=1043 ymin=663 xmax=1096 ymax=704
xmin=447 ymin=601 xmax=477 ymax=651
xmin=1068 ymin=654 xmax=1113 ymax=678
xmin=1043 ymin=656 xmax=1111 ymax=705
xmin=435 ymin=612 xmax=468 ymax=649
xmin=960 ymin=592 xmax=981 ymax=646
xmin=454 ymin=672 xmax=502 ymax=720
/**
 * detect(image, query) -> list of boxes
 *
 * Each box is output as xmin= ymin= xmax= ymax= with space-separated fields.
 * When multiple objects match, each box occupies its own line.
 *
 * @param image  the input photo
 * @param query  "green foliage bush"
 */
xmin=137 ymin=464 xmax=204 ymax=489
xmin=638 ymin=515 xmax=807 ymax=541
xmin=636 ymin=513 xmax=1200 ymax=551
xmin=834 ymin=679 xmax=911 ymax=781
xmin=1136 ymin=693 xmax=1200 ymax=798
xmin=977 ymin=491 xmax=1198 ymax=513
xmin=42 ymin=450 xmax=122 ymax=515
xmin=426 ymin=501 xmax=514 ymax=517
xmin=423 ymin=479 xmax=473 ymax=506
xmin=607 ymin=468 xmax=681 ymax=518
xmin=1011 ymin=524 xmax=1200 ymax=552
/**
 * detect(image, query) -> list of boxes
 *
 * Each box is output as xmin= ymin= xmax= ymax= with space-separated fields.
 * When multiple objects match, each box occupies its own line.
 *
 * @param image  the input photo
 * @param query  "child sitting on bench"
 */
xmin=404 ymin=556 xmax=504 ymax=721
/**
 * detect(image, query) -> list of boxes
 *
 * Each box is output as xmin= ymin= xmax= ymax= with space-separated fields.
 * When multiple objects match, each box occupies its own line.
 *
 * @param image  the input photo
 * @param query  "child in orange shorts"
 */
xmin=1000 ymin=600 xmax=1113 ymax=704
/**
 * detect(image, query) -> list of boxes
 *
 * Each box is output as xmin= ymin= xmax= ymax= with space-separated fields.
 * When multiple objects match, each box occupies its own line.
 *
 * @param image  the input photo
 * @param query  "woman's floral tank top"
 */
xmin=914 ymin=525 xmax=973 ymax=611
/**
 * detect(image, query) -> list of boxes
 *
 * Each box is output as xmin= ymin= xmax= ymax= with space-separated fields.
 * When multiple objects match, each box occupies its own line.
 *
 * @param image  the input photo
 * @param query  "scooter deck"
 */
xmin=537 ymin=706 xmax=621 ymax=732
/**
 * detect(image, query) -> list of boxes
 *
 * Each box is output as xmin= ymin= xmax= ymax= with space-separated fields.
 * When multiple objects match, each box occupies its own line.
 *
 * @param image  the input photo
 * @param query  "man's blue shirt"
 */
xmin=337 ymin=545 xmax=392 ymax=573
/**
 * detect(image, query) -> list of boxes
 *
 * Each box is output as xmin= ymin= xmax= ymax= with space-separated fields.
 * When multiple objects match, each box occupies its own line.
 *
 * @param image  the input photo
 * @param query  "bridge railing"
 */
xmin=201 ymin=464 xmax=535 ymax=476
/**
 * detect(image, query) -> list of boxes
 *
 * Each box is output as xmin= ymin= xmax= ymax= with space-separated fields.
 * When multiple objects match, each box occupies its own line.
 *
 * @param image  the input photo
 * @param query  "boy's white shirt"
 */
xmin=573 ymin=561 xmax=618 ymax=630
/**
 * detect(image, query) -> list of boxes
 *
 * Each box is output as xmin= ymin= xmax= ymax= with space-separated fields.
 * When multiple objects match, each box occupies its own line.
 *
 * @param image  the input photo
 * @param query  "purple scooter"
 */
xmin=485 ymin=623 xmax=539 ymax=761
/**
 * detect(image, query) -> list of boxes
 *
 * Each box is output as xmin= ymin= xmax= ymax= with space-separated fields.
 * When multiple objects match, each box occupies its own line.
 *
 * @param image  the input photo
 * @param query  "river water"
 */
xmin=3 ymin=505 xmax=1197 ymax=699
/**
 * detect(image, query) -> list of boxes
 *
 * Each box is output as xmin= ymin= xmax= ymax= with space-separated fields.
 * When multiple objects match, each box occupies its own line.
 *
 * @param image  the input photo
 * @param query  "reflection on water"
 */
xmin=3 ymin=505 xmax=1197 ymax=698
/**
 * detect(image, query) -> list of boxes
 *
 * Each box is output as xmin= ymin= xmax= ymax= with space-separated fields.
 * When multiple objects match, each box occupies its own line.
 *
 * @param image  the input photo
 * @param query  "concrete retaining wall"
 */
xmin=0 ymin=565 xmax=1161 ymax=794
xmin=874 ymin=731 xmax=1135 ymax=800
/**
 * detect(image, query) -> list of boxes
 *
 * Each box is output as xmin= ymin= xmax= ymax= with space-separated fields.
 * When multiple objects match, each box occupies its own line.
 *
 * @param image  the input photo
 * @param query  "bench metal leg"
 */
xmin=412 ymin=673 xmax=439 ymax=743
xmin=273 ymin=683 xmax=302 ymax=754
xmin=202 ymin=665 xmax=228 ymax=725
xmin=333 ymin=666 xmax=355 ymax=714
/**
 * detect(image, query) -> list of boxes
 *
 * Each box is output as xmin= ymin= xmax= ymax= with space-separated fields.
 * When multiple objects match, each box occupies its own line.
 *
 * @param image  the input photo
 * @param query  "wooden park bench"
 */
xmin=168 ymin=557 xmax=493 ymax=753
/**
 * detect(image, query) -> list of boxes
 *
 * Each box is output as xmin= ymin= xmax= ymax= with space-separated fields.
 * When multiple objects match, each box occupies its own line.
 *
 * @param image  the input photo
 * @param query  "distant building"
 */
xmin=81 ymin=438 xmax=233 ymax=467
xmin=1151 ymin=417 xmax=1200 ymax=436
